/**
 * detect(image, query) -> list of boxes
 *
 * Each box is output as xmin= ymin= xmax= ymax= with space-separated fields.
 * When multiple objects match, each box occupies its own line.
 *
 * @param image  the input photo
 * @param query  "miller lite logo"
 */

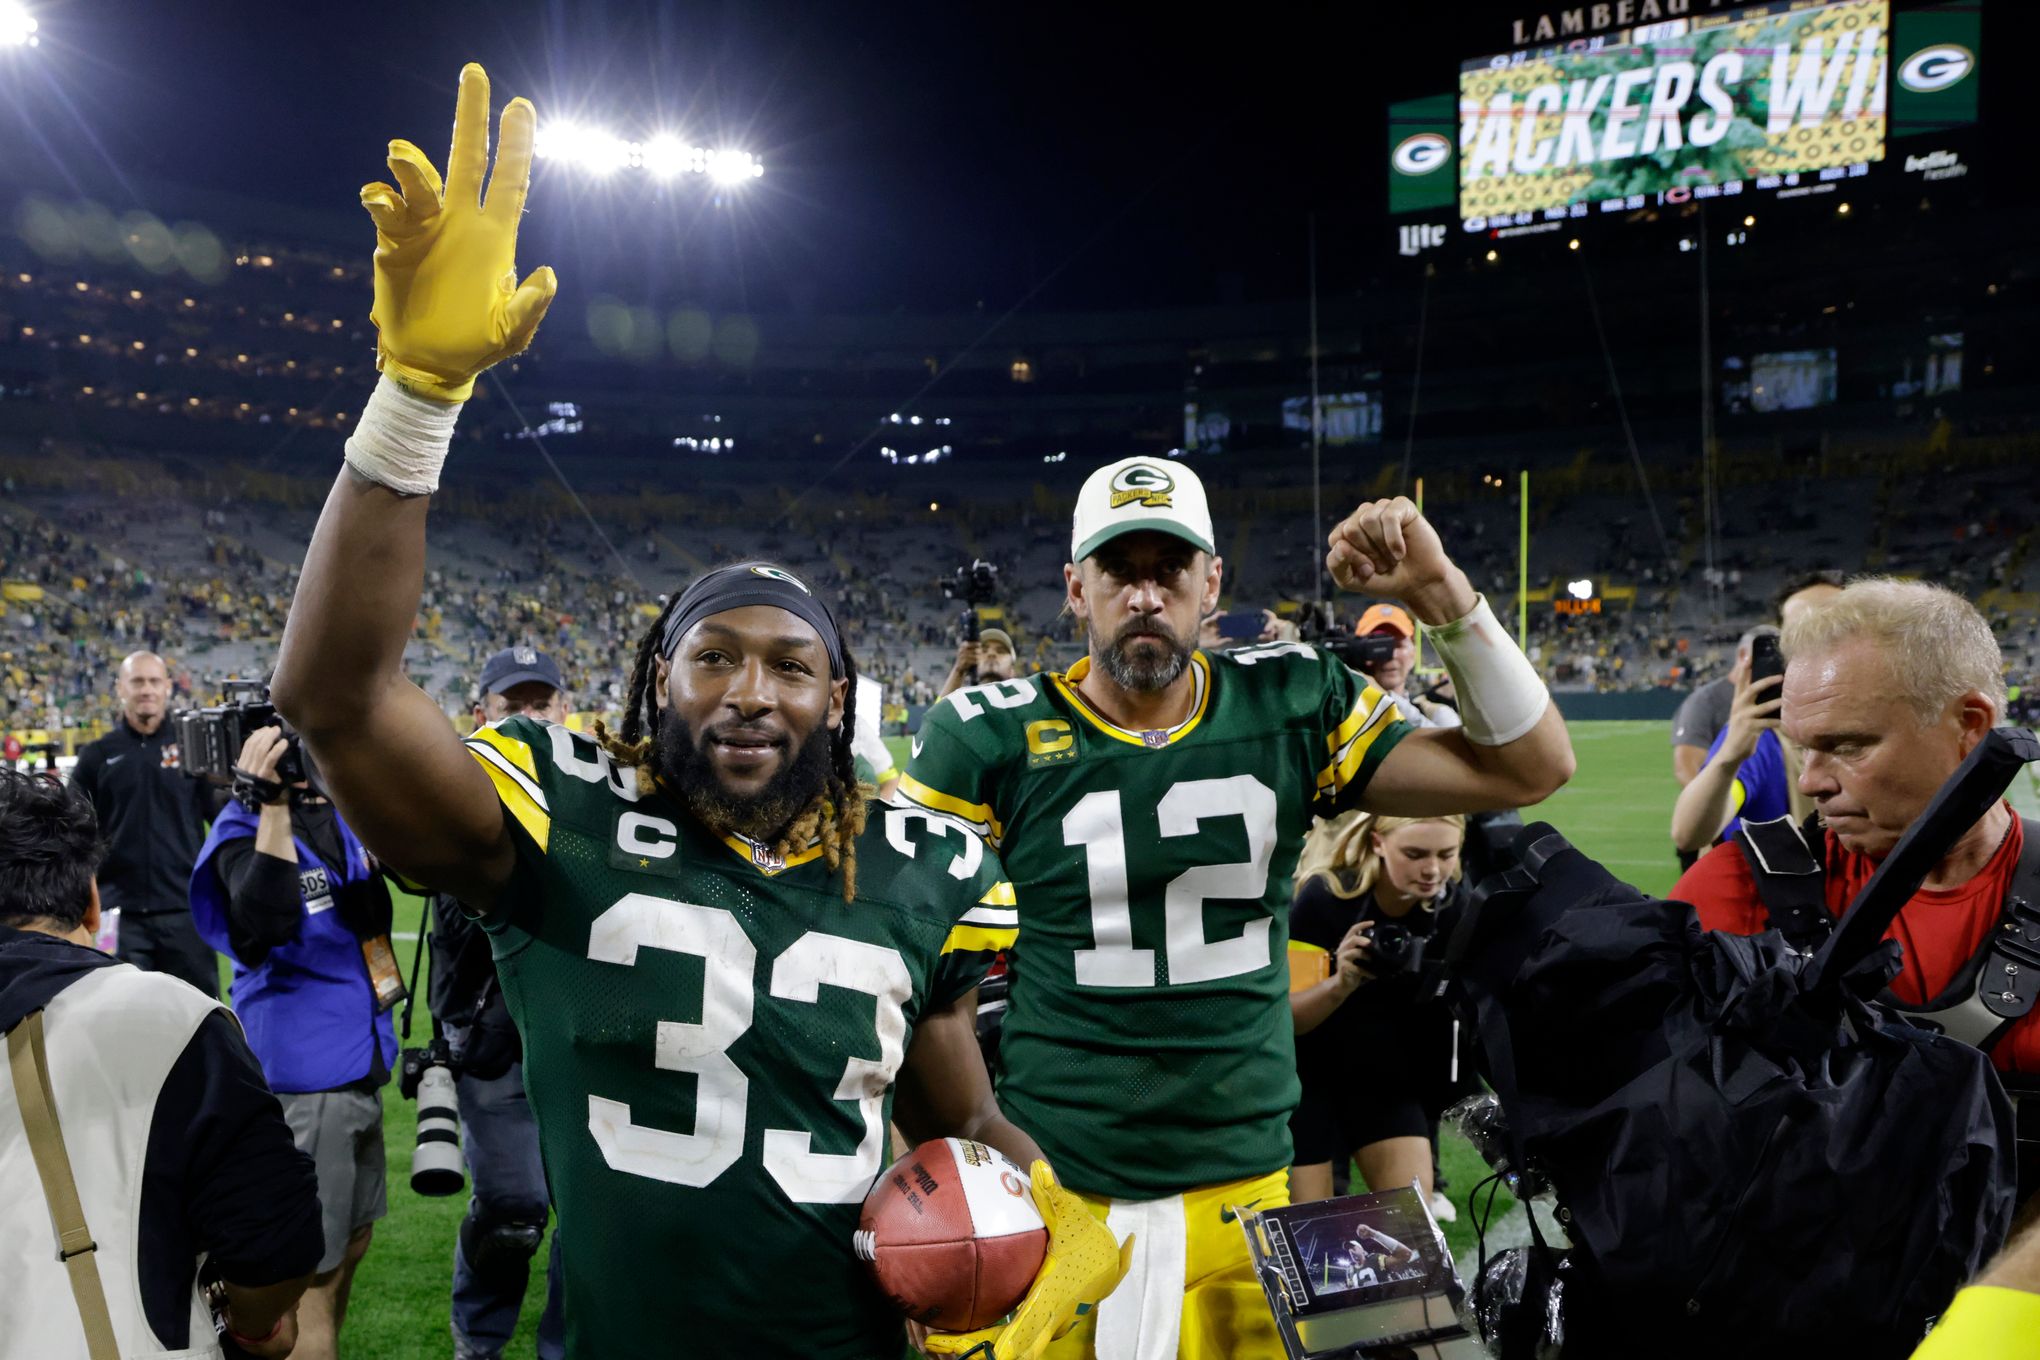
xmin=1108 ymin=464 xmax=1175 ymax=511
xmin=1399 ymin=223 xmax=1447 ymax=257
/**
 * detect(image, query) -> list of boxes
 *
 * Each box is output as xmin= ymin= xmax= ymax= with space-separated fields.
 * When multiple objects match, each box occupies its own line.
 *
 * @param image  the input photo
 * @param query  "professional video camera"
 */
xmin=172 ymin=680 xmax=307 ymax=787
xmin=943 ymin=558 xmax=1000 ymax=642
xmin=1296 ymin=601 xmax=1399 ymax=671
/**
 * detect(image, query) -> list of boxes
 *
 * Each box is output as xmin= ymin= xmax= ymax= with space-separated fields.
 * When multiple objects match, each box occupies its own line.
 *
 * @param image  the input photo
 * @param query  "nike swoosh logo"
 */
xmin=106 ymin=755 xmax=125 ymax=766
xmin=1218 ymin=1197 xmax=1266 ymax=1224
xmin=912 ymin=734 xmax=925 ymax=759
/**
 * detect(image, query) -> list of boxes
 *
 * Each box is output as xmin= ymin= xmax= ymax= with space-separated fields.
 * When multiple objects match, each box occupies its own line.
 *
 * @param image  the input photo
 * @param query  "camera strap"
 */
xmin=229 ymin=766 xmax=286 ymax=813
xmin=7 ymin=1011 xmax=119 ymax=1360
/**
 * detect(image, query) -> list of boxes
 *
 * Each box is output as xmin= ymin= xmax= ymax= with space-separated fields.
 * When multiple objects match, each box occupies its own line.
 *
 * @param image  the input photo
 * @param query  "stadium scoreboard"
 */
xmin=1386 ymin=0 xmax=1981 ymax=259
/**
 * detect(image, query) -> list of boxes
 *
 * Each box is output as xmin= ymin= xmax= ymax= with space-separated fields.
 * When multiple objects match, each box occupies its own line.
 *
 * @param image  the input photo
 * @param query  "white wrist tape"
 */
xmin=1424 ymin=594 xmax=1549 ymax=746
xmin=342 ymin=375 xmax=463 ymax=496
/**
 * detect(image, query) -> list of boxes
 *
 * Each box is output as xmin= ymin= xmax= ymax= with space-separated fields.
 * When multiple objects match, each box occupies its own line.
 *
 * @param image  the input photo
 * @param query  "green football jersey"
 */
xmin=464 ymin=716 xmax=1015 ymax=1360
xmin=899 ymin=643 xmax=1411 ymax=1201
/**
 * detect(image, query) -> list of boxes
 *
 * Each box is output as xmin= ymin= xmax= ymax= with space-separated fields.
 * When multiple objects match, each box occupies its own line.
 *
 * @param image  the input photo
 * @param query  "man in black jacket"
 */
xmin=432 ymin=646 xmax=567 ymax=1360
xmin=69 ymin=651 xmax=221 ymax=996
xmin=0 ymin=768 xmax=321 ymax=1357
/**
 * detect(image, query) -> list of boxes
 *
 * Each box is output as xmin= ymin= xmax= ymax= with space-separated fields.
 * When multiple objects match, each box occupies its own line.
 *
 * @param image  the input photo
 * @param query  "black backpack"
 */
xmin=1446 ymin=727 xmax=2034 ymax=1358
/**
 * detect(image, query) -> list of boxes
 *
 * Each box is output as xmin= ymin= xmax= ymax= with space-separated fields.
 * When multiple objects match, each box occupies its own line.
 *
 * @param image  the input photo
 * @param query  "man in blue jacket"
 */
xmin=190 ymin=723 xmax=399 ymax=1360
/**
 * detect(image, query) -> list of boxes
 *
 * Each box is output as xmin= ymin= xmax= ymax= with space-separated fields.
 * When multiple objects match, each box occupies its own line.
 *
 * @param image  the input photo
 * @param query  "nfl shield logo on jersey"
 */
xmin=1140 ymin=729 xmax=1168 ymax=749
xmin=751 ymin=842 xmax=786 ymax=871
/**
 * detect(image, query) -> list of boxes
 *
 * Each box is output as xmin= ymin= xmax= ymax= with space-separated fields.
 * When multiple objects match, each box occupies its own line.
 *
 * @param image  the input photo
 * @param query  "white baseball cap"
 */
xmin=1070 ymin=456 xmax=1216 ymax=563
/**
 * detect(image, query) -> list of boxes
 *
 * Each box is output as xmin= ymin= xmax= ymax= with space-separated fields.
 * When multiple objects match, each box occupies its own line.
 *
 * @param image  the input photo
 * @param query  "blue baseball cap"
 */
xmin=479 ymin=645 xmax=565 ymax=697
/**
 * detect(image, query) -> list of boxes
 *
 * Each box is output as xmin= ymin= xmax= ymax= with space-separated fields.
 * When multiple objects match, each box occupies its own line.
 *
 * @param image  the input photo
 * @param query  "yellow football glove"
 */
xmin=359 ymin=63 xmax=557 ymax=403
xmin=921 ymin=1161 xmax=1135 ymax=1360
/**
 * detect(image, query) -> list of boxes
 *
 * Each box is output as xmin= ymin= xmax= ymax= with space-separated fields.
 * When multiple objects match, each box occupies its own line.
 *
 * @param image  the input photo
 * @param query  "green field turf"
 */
xmin=327 ymin=720 xmax=1676 ymax=1356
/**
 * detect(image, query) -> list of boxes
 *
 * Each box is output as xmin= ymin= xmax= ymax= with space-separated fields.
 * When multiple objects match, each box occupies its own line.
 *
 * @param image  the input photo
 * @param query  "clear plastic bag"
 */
xmin=1470 ymin=1244 xmax=1568 ymax=1357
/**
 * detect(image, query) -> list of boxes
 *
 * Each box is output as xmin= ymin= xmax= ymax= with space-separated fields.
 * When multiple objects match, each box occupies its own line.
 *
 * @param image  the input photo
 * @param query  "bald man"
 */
xmin=71 ymin=652 xmax=223 ymax=996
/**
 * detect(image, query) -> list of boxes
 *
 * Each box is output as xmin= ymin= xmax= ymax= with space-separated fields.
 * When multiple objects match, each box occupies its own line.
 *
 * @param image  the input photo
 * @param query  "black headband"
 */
xmin=660 ymin=563 xmax=846 ymax=678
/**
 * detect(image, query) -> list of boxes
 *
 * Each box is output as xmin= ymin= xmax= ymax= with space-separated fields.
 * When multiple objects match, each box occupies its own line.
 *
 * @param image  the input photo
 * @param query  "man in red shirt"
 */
xmin=1675 ymin=578 xmax=2036 ymax=1078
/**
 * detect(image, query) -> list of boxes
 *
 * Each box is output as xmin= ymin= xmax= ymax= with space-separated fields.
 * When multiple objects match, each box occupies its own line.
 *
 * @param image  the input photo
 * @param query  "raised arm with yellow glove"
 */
xmin=346 ymin=63 xmax=556 ymax=497
xmin=921 ymin=1161 xmax=1134 ymax=1360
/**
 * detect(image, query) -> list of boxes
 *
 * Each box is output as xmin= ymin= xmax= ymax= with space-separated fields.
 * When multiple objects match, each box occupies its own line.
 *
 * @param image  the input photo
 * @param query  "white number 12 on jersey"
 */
xmin=1065 ymin=774 xmax=1277 ymax=987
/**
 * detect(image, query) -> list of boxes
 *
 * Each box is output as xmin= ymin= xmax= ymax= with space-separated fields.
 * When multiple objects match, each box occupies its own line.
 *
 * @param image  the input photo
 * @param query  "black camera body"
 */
xmin=945 ymin=559 xmax=1000 ymax=643
xmin=1297 ymin=600 xmax=1401 ymax=672
xmin=1324 ymin=631 xmax=1401 ymax=672
xmin=398 ymin=1036 xmax=458 ymax=1099
xmin=1366 ymin=907 xmax=1440 ymax=977
xmin=173 ymin=681 xmax=306 ymax=786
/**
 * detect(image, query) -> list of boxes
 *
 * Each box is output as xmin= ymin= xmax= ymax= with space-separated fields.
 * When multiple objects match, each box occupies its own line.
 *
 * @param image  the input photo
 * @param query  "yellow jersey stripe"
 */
xmin=468 ymin=749 xmax=551 ymax=853
xmin=941 ymin=923 xmax=1019 ymax=956
xmin=978 ymin=881 xmax=1017 ymax=907
xmin=897 ymin=774 xmax=1003 ymax=841
xmin=467 ymin=725 xmax=544 ymax=796
xmin=1317 ymin=691 xmax=1402 ymax=794
xmin=1050 ymin=652 xmax=1211 ymax=748
xmin=1324 ymin=689 xmax=1376 ymax=755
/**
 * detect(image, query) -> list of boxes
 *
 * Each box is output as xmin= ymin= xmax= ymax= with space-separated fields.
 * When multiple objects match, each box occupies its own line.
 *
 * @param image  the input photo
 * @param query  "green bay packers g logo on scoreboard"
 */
xmin=1108 ymin=464 xmax=1175 ymax=510
xmin=749 ymin=564 xmax=812 ymax=593
xmin=1899 ymin=45 xmax=1975 ymax=94
xmin=1392 ymin=133 xmax=1451 ymax=177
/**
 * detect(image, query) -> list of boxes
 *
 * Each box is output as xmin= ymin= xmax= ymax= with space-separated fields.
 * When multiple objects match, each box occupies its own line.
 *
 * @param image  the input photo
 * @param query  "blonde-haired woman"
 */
xmin=1287 ymin=811 xmax=1467 ymax=1212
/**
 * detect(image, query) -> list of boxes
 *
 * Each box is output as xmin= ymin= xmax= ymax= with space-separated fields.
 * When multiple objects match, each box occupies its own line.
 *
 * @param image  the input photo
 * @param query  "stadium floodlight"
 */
xmin=1 ymin=0 xmax=39 ymax=47
xmin=538 ymin=121 xmax=762 ymax=182
xmin=641 ymin=133 xmax=690 ymax=179
xmin=707 ymin=149 xmax=765 ymax=184
xmin=535 ymin=121 xmax=633 ymax=175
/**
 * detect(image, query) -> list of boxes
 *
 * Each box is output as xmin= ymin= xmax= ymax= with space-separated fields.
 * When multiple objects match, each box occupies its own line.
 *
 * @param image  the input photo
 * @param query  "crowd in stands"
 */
xmin=6 ymin=427 xmax=2037 ymax=751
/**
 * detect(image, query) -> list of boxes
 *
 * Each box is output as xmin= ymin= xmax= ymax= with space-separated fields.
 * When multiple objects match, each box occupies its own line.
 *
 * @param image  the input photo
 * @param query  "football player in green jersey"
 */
xmin=270 ymin=66 xmax=1126 ymax=1360
xmin=906 ymin=455 xmax=1574 ymax=1360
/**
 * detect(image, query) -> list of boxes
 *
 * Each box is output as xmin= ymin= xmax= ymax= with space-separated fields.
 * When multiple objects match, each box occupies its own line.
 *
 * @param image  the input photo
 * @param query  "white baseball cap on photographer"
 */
xmin=1070 ymin=456 xmax=1216 ymax=563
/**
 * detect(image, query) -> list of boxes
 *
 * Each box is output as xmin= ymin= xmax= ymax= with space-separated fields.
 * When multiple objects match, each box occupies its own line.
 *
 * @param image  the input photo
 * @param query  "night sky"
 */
xmin=0 ymin=0 xmax=2016 ymax=313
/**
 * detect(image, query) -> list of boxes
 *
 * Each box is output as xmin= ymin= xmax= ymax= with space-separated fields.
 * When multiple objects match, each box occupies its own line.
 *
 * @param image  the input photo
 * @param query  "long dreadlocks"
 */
xmin=593 ymin=589 xmax=872 ymax=901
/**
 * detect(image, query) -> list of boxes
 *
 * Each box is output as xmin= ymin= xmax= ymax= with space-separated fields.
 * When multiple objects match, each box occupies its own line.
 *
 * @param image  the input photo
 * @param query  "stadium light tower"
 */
xmin=1 ymin=1 xmax=40 ymax=47
xmin=536 ymin=117 xmax=763 ymax=182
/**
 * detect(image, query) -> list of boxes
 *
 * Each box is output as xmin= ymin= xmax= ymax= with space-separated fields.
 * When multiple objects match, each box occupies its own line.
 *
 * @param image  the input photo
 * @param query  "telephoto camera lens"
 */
xmin=411 ymin=1060 xmax=466 ymax=1196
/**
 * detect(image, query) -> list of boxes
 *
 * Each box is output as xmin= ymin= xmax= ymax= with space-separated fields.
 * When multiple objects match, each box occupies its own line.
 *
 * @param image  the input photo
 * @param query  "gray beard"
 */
xmin=1093 ymin=621 xmax=1193 ymax=692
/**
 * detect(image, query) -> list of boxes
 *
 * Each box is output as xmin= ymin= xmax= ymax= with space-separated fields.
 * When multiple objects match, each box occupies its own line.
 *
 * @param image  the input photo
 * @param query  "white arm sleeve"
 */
xmin=1422 ymin=595 xmax=1549 ymax=747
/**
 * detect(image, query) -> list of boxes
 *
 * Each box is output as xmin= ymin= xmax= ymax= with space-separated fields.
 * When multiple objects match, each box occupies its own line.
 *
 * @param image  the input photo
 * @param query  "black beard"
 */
xmin=656 ymin=708 xmax=836 ymax=843
xmin=1094 ymin=616 xmax=1193 ymax=692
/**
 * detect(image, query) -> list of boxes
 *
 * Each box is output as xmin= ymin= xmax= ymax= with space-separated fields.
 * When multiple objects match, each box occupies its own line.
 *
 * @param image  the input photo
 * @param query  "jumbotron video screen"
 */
xmin=1386 ymin=0 xmax=1981 ymax=254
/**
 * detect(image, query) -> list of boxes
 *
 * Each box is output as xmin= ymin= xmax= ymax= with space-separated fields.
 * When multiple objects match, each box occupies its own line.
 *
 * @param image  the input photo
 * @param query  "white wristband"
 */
xmin=343 ymin=375 xmax=464 ymax=496
xmin=1423 ymin=594 xmax=1549 ymax=746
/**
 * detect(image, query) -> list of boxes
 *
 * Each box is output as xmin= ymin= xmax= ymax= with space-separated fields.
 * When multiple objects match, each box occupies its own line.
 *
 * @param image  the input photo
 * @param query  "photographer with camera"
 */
xmin=936 ymin=626 xmax=1017 ymax=700
xmin=1 ymin=769 xmax=321 ymax=1360
xmin=1348 ymin=604 xmax=1461 ymax=730
xmin=188 ymin=720 xmax=401 ymax=1360
xmin=1668 ymin=625 xmax=1806 ymax=857
xmin=430 ymin=647 xmax=566 ymax=1360
xmin=1287 ymin=812 xmax=1469 ymax=1222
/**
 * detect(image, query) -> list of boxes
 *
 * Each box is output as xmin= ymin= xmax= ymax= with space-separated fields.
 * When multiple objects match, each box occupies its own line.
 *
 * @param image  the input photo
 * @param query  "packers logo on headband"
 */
xmin=1108 ymin=464 xmax=1175 ymax=510
xmin=749 ymin=565 xmax=812 ymax=594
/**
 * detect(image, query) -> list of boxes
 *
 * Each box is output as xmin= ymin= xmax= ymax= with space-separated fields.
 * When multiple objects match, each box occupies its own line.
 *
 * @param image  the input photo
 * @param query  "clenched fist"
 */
xmin=1326 ymin=497 xmax=1476 ymax=626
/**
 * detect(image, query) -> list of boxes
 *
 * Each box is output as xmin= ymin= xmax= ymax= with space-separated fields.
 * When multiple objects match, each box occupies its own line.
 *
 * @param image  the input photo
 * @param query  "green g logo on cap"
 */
xmin=749 ymin=565 xmax=812 ymax=593
xmin=1108 ymin=464 xmax=1176 ymax=510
